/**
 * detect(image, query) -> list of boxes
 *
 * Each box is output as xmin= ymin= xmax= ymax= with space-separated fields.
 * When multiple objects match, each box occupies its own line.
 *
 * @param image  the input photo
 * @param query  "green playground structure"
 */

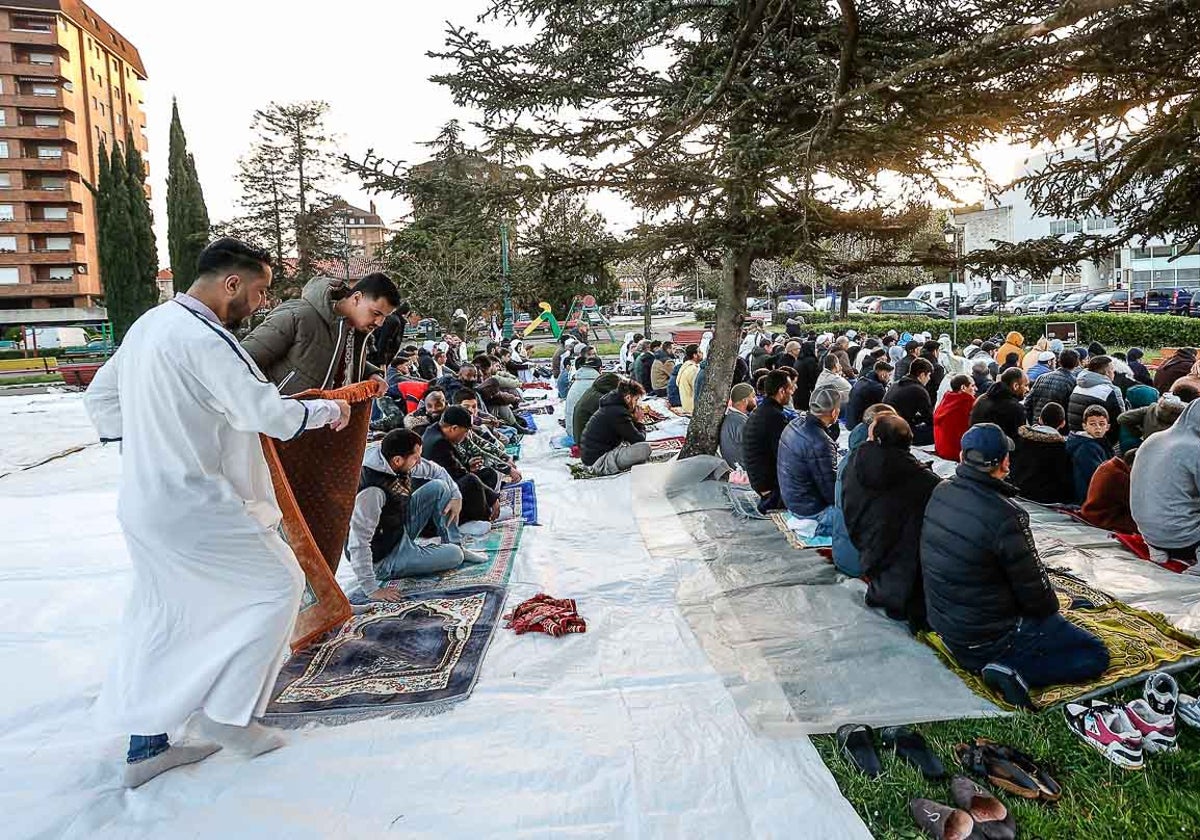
xmin=521 ymin=296 xmax=617 ymax=343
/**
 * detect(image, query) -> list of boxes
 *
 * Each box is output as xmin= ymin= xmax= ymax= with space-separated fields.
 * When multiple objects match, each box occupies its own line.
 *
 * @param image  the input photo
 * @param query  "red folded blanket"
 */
xmin=503 ymin=593 xmax=587 ymax=637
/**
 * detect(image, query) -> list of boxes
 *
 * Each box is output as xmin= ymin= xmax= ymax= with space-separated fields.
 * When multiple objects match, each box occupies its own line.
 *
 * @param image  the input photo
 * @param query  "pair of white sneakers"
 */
xmin=1065 ymin=672 xmax=1196 ymax=770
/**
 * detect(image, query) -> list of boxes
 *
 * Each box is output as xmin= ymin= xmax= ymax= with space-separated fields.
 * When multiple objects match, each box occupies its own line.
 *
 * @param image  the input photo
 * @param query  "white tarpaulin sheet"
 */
xmin=0 ymin=393 xmax=869 ymax=839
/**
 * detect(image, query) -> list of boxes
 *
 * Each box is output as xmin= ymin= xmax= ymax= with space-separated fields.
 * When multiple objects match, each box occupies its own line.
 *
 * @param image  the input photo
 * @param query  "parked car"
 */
xmin=855 ymin=295 xmax=884 ymax=310
xmin=746 ymin=297 xmax=774 ymax=314
xmin=814 ymin=296 xmax=862 ymax=313
xmin=1080 ymin=290 xmax=1128 ymax=313
xmin=865 ymin=297 xmax=949 ymax=319
xmin=1051 ymin=291 xmax=1098 ymax=313
xmin=1142 ymin=287 xmax=1193 ymax=315
xmin=1002 ymin=293 xmax=1036 ymax=315
xmin=1025 ymin=292 xmax=1070 ymax=314
xmin=942 ymin=291 xmax=990 ymax=314
xmin=973 ymin=299 xmax=1001 ymax=315
xmin=777 ymin=298 xmax=815 ymax=314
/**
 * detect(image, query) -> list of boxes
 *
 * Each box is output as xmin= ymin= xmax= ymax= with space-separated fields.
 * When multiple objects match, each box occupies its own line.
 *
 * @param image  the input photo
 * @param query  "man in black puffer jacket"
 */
xmin=920 ymin=423 xmax=1109 ymax=707
xmin=741 ymin=370 xmax=795 ymax=512
xmin=579 ymin=380 xmax=651 ymax=476
xmin=883 ymin=358 xmax=934 ymax=445
xmin=843 ymin=414 xmax=941 ymax=629
xmin=1025 ymin=349 xmax=1080 ymax=423
xmin=968 ymin=367 xmax=1028 ymax=443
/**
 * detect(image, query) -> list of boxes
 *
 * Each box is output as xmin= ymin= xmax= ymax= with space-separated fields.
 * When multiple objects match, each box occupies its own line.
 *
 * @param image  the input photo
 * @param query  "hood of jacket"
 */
xmin=301 ymin=276 xmax=340 ymax=325
xmin=798 ymin=341 xmax=817 ymax=359
xmin=1004 ymin=331 xmax=1024 ymax=347
xmin=1066 ymin=431 xmax=1107 ymax=455
xmin=363 ymin=443 xmax=394 ymax=475
xmin=985 ymin=381 xmax=1019 ymax=402
xmin=599 ymin=389 xmax=628 ymax=410
xmin=574 ymin=367 xmax=600 ymax=385
xmin=940 ymin=389 xmax=976 ymax=412
xmin=1075 ymin=370 xmax=1116 ymax=394
xmin=848 ymin=422 xmax=871 ymax=452
xmin=593 ymin=372 xmax=621 ymax=393
xmin=1126 ymin=383 xmax=1159 ymax=409
xmin=1018 ymin=424 xmax=1064 ymax=444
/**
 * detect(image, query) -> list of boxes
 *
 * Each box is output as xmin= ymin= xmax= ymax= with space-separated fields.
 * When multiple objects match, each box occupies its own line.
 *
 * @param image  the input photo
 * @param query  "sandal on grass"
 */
xmin=955 ymin=738 xmax=1058 ymax=801
xmin=881 ymin=725 xmax=946 ymax=779
xmin=950 ymin=775 xmax=1016 ymax=840
xmin=909 ymin=798 xmax=976 ymax=840
xmin=836 ymin=723 xmax=882 ymax=779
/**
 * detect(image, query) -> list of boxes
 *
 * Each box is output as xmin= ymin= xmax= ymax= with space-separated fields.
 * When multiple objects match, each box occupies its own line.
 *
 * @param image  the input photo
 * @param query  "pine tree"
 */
xmin=167 ymin=100 xmax=211 ymax=293
xmin=125 ymin=136 xmax=160 ymax=312
xmin=100 ymin=144 xmax=141 ymax=342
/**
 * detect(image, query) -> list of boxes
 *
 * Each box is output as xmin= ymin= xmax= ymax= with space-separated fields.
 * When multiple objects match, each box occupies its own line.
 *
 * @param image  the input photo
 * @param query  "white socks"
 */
xmin=123 ymin=743 xmax=220 ymax=789
xmin=190 ymin=717 xmax=286 ymax=758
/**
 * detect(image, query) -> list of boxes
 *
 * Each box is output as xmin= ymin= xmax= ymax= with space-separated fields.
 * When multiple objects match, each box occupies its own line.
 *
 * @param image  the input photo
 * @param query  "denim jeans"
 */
xmin=376 ymin=481 xmax=465 ymax=579
xmin=810 ymin=505 xmax=837 ymax=538
xmin=984 ymin=613 xmax=1110 ymax=689
xmin=128 ymin=733 xmax=169 ymax=763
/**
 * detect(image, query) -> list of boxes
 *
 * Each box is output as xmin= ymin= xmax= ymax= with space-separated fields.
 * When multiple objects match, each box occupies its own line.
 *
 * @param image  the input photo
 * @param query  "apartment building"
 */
xmin=0 ymin=1 xmax=147 ymax=311
xmin=330 ymin=199 xmax=390 ymax=260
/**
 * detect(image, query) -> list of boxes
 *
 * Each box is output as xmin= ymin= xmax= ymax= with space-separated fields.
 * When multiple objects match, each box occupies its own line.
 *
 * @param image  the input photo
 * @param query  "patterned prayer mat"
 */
xmin=505 ymin=442 xmax=522 ymax=461
xmin=498 ymin=479 xmax=539 ymax=525
xmin=263 ymin=584 xmax=505 ymax=725
xmin=649 ymin=436 xmax=685 ymax=461
xmin=768 ymin=511 xmax=833 ymax=550
xmin=522 ymin=403 xmax=556 ymax=415
xmin=381 ymin=520 xmax=524 ymax=596
xmin=919 ymin=571 xmax=1200 ymax=711
xmin=517 ymin=411 xmax=539 ymax=431
xmin=262 ymin=381 xmax=379 ymax=650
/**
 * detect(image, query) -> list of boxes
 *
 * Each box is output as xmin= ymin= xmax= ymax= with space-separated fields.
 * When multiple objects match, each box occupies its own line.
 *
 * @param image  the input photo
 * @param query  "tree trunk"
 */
xmin=680 ymin=248 xmax=750 ymax=459
xmin=642 ymin=274 xmax=653 ymax=339
xmin=839 ymin=279 xmax=852 ymax=318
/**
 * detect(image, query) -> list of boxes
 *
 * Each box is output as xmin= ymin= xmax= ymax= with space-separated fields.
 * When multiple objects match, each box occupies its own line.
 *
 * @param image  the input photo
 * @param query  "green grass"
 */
xmin=813 ymin=675 xmax=1200 ymax=839
xmin=0 ymin=373 xmax=64 ymax=386
xmin=528 ymin=342 xmax=621 ymax=359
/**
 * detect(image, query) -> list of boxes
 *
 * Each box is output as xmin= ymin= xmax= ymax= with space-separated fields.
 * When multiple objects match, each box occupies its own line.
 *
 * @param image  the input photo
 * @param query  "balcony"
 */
xmin=0 ymin=60 xmax=63 ymax=79
xmin=2 ymin=153 xmax=79 ymax=171
xmin=4 ymin=185 xmax=81 ymax=204
xmin=0 ymin=217 xmax=84 ymax=234
xmin=0 ymin=245 xmax=86 ymax=264
xmin=3 ymin=93 xmax=70 ymax=112
xmin=5 ymin=29 xmax=58 ymax=47
xmin=0 ymin=124 xmax=72 ymax=141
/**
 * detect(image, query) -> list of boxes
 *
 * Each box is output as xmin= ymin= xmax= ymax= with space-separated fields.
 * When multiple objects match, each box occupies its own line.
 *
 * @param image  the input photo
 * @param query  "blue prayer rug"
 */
xmin=498 ymin=479 xmax=539 ymax=525
xmin=517 ymin=410 xmax=539 ymax=431
xmin=263 ymin=584 xmax=505 ymax=725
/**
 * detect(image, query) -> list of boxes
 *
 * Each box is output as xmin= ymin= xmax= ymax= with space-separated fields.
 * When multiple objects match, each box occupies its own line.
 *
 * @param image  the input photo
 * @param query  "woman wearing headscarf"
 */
xmin=698 ymin=330 xmax=714 ymax=360
xmin=618 ymin=331 xmax=636 ymax=372
xmin=509 ymin=339 xmax=532 ymax=383
xmin=1022 ymin=337 xmax=1050 ymax=371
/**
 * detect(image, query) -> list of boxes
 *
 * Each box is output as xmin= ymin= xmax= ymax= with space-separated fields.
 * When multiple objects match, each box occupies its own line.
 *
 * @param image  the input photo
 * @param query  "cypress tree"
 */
xmin=167 ymin=99 xmax=211 ymax=293
xmin=102 ymin=144 xmax=140 ymax=342
xmin=125 ymin=136 xmax=160 ymax=312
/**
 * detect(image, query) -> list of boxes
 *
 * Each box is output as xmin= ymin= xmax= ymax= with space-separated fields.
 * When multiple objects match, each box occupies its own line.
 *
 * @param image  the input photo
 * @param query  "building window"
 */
xmin=43 ymin=207 xmax=68 ymax=221
xmin=0 ymin=174 xmax=11 ymax=189
xmin=1085 ymin=217 xmax=1115 ymax=232
xmin=33 ymin=113 xmax=60 ymax=127
xmin=12 ymin=15 xmax=54 ymax=33
xmin=41 ymin=177 xmax=65 ymax=190
xmin=0 ymin=236 xmax=16 ymax=253
xmin=1132 ymin=247 xmax=1152 ymax=260
xmin=31 ymin=84 xmax=58 ymax=97
xmin=38 ymin=146 xmax=63 ymax=159
xmin=1178 ymin=268 xmax=1200 ymax=282
xmin=45 ymin=236 xmax=71 ymax=251
xmin=1049 ymin=219 xmax=1082 ymax=236
xmin=48 ymin=266 xmax=73 ymax=280
xmin=0 ymin=111 xmax=6 ymax=127
xmin=0 ymin=267 xmax=19 ymax=285
xmin=0 ymin=205 xmax=14 ymax=221
xmin=1151 ymin=245 xmax=1175 ymax=259
xmin=29 ymin=53 xmax=54 ymax=66
xmin=0 ymin=142 xmax=9 ymax=159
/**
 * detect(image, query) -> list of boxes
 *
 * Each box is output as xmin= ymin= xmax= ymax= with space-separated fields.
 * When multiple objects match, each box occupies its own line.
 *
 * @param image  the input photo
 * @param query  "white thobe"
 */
xmin=85 ymin=297 xmax=341 ymax=734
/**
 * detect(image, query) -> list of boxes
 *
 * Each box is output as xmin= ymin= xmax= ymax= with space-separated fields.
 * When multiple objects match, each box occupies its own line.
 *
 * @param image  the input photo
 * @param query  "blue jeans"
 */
xmin=376 ymin=481 xmax=465 ymax=579
xmin=810 ymin=505 xmax=836 ymax=538
xmin=128 ymin=733 xmax=169 ymax=763
xmin=985 ymin=613 xmax=1110 ymax=689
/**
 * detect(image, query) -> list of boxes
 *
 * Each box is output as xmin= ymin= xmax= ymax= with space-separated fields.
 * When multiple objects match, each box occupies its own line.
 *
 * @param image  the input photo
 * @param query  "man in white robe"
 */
xmin=85 ymin=238 xmax=351 ymax=788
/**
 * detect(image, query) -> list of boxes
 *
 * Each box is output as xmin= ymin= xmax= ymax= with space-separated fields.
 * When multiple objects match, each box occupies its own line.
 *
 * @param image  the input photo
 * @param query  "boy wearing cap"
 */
xmin=920 ymin=423 xmax=1109 ymax=708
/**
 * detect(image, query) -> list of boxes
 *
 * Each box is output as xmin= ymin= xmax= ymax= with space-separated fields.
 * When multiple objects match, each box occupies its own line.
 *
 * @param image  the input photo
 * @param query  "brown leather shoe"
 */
xmin=950 ymin=775 xmax=1016 ymax=840
xmin=909 ymin=798 xmax=976 ymax=840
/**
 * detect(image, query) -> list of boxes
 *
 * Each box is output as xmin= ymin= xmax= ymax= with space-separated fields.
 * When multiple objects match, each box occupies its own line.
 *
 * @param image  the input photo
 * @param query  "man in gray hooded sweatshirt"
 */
xmin=1131 ymin=400 xmax=1200 ymax=567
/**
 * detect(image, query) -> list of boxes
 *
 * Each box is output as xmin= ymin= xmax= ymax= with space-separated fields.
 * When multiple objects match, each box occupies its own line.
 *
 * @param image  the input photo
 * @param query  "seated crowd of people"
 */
xmin=715 ymin=322 xmax=1200 ymax=706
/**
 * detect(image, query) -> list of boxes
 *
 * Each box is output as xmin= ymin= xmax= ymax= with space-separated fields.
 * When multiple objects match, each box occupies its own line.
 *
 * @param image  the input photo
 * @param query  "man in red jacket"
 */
xmin=933 ymin=375 xmax=977 ymax=461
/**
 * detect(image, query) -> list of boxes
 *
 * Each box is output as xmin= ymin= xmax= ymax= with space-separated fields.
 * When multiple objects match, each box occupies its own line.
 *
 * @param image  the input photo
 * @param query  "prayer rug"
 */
xmin=523 ymin=403 xmax=556 ymax=415
xmin=1055 ymin=507 xmax=1194 ymax=574
xmin=640 ymin=405 xmax=669 ymax=424
xmin=769 ymin=511 xmax=833 ymax=550
xmin=522 ymin=381 xmax=553 ymax=391
xmin=262 ymin=381 xmax=379 ymax=650
xmin=381 ymin=521 xmax=524 ymax=596
xmin=649 ymin=436 xmax=685 ymax=461
xmin=505 ymin=441 xmax=522 ymax=461
xmin=498 ymin=479 xmax=539 ymax=525
xmin=517 ymin=411 xmax=538 ymax=431
xmin=504 ymin=594 xmax=587 ymax=637
xmin=919 ymin=571 xmax=1200 ymax=711
xmin=726 ymin=485 xmax=770 ymax=520
xmin=263 ymin=584 xmax=504 ymax=725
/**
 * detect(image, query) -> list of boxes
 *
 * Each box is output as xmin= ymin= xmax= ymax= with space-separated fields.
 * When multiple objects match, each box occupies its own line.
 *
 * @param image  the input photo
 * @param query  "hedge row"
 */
xmin=791 ymin=312 xmax=1200 ymax=349
xmin=0 ymin=348 xmax=60 ymax=361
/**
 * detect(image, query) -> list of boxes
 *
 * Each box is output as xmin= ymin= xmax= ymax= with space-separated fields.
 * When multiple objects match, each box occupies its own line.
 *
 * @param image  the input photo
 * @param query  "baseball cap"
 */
xmin=1038 ymin=351 xmax=1055 ymax=363
xmin=809 ymin=385 xmax=843 ymax=414
xmin=961 ymin=423 xmax=1015 ymax=469
xmin=441 ymin=406 xmax=473 ymax=429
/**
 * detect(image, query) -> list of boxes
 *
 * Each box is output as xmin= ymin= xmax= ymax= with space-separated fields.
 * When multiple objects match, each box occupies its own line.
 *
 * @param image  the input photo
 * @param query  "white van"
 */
xmin=23 ymin=326 xmax=87 ymax=349
xmin=907 ymin=284 xmax=959 ymax=306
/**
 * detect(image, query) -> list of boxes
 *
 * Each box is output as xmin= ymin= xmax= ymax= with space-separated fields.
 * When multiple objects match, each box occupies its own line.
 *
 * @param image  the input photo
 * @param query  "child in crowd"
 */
xmin=1010 ymin=402 xmax=1074 ymax=504
xmin=1066 ymin=405 xmax=1113 ymax=505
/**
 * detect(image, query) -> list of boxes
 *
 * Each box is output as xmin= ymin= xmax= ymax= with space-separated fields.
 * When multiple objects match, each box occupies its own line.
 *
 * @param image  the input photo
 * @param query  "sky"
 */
xmin=97 ymin=0 xmax=1028 ymax=268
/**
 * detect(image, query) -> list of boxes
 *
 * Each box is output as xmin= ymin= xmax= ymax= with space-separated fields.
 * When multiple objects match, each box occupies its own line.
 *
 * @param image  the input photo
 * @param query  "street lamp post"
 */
xmin=500 ymin=222 xmax=513 ymax=340
xmin=944 ymin=226 xmax=960 ymax=346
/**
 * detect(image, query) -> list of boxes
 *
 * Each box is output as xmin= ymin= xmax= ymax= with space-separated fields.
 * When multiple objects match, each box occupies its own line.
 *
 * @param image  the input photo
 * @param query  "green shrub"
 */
xmin=0 ymin=348 xmax=59 ymax=361
xmin=795 ymin=312 xmax=1200 ymax=349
